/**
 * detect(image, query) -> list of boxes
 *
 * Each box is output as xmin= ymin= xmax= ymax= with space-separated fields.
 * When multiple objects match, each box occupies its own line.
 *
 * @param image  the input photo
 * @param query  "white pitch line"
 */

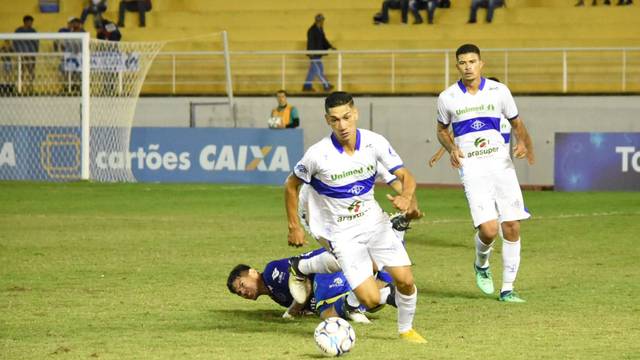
xmin=418 ymin=211 xmax=640 ymax=225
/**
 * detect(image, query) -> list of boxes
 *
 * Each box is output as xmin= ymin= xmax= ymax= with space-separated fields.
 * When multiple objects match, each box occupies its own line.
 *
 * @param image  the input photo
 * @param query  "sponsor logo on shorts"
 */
xmin=329 ymin=277 xmax=344 ymax=289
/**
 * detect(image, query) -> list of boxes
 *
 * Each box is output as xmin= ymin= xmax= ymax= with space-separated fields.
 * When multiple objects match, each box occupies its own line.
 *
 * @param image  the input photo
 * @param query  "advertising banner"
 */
xmin=554 ymin=132 xmax=640 ymax=191
xmin=0 ymin=127 xmax=303 ymax=184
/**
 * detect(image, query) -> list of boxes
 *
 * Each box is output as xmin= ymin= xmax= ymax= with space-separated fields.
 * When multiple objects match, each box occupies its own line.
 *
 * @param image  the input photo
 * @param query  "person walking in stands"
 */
xmin=269 ymin=90 xmax=300 ymax=129
xmin=303 ymin=14 xmax=336 ymax=92
xmin=117 ymin=0 xmax=152 ymax=27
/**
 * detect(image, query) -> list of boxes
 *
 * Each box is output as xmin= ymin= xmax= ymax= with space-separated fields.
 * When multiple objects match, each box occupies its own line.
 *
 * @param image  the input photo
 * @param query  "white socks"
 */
xmin=395 ymin=286 xmax=417 ymax=333
xmin=474 ymin=232 xmax=494 ymax=269
xmin=299 ymin=251 xmax=341 ymax=275
xmin=501 ymin=238 xmax=521 ymax=293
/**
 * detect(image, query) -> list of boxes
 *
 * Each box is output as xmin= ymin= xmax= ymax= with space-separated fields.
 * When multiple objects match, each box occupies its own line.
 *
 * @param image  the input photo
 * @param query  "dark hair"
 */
xmin=324 ymin=91 xmax=354 ymax=113
xmin=487 ymin=77 xmax=500 ymax=83
xmin=455 ymin=44 xmax=481 ymax=60
xmin=226 ymin=264 xmax=251 ymax=294
xmin=23 ymin=15 xmax=34 ymax=23
xmin=276 ymin=89 xmax=287 ymax=96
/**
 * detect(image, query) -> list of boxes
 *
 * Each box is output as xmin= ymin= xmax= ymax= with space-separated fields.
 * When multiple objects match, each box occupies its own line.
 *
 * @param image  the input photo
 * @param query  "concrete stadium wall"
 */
xmin=133 ymin=96 xmax=640 ymax=186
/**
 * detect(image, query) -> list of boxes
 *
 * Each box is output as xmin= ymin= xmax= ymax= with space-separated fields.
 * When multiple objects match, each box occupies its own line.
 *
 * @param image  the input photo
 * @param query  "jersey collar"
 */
xmin=330 ymin=129 xmax=361 ymax=153
xmin=457 ymin=77 xmax=486 ymax=93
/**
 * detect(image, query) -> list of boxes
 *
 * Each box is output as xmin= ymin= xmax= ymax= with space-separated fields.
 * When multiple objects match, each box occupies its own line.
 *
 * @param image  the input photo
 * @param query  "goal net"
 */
xmin=0 ymin=32 xmax=164 ymax=182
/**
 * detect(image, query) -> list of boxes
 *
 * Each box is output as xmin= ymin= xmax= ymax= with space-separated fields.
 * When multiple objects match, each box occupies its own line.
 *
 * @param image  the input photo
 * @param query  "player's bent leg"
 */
xmin=288 ymin=256 xmax=310 ymax=304
xmin=351 ymin=276 xmax=381 ymax=310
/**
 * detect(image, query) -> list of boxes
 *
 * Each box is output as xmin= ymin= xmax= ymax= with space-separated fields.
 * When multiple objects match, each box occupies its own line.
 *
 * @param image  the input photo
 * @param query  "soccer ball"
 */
xmin=313 ymin=317 xmax=356 ymax=357
xmin=267 ymin=116 xmax=282 ymax=128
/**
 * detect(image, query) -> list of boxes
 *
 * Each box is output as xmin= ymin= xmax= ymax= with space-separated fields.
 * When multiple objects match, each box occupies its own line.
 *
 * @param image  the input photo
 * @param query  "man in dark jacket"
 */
xmin=303 ymin=14 xmax=335 ymax=92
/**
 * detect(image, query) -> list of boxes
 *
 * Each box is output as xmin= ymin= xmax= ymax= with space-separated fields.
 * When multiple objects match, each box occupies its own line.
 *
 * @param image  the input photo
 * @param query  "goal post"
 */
xmin=0 ymin=32 xmax=164 ymax=182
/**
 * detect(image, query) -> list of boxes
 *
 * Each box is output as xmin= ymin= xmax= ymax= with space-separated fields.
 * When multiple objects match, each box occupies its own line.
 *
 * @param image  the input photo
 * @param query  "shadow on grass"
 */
xmin=195 ymin=309 xmax=316 ymax=337
xmin=421 ymin=285 xmax=489 ymax=301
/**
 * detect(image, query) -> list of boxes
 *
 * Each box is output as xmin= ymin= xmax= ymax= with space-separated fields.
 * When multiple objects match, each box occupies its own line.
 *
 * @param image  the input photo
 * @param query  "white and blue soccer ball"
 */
xmin=313 ymin=317 xmax=356 ymax=357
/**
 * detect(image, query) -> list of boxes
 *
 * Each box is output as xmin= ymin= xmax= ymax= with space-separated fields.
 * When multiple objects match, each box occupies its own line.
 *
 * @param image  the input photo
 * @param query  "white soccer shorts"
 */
xmin=462 ymin=166 xmax=531 ymax=228
xmin=324 ymin=220 xmax=411 ymax=289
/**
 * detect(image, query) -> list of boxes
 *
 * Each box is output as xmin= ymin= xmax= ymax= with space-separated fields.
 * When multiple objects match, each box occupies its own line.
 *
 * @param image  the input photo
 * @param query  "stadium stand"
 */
xmin=0 ymin=0 xmax=639 ymax=94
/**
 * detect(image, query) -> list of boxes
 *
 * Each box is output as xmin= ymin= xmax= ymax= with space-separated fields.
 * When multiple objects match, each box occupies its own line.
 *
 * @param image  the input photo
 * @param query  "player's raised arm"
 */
xmin=510 ymin=117 xmax=535 ymax=165
xmin=284 ymin=173 xmax=307 ymax=248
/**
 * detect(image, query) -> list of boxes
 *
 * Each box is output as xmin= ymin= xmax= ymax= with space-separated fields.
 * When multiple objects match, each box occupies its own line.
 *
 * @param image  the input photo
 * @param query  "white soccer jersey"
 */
xmin=298 ymin=162 xmax=397 ymax=237
xmin=293 ymin=129 xmax=404 ymax=241
xmin=437 ymin=77 xmax=518 ymax=172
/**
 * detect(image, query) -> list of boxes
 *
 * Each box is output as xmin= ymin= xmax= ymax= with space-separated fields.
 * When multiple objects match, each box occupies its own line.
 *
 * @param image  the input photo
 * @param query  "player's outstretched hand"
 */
xmin=288 ymin=226 xmax=307 ymax=248
xmin=450 ymin=147 xmax=464 ymax=168
xmin=386 ymin=193 xmax=411 ymax=213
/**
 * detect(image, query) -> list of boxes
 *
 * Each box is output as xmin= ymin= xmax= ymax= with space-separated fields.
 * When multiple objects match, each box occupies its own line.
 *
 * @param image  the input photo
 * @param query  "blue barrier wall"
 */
xmin=554 ymin=132 xmax=640 ymax=191
xmin=0 ymin=127 xmax=303 ymax=184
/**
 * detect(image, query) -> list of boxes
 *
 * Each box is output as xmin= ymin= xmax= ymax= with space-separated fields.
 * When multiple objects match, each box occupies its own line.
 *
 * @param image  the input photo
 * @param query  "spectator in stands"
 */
xmin=117 ymin=0 xmax=152 ymax=28
xmin=97 ymin=19 xmax=122 ymax=41
xmin=409 ymin=0 xmax=440 ymax=24
xmin=14 ymin=15 xmax=39 ymax=92
xmin=373 ymin=0 xmax=410 ymax=24
xmin=80 ymin=0 xmax=108 ymax=29
xmin=54 ymin=17 xmax=84 ymax=52
xmin=439 ymin=0 xmax=451 ymax=7
xmin=56 ymin=18 xmax=84 ymax=93
xmin=269 ymin=90 xmax=300 ymax=129
xmin=0 ymin=40 xmax=16 ymax=94
xmin=617 ymin=0 xmax=632 ymax=4
xmin=303 ymin=14 xmax=335 ymax=92
xmin=467 ymin=0 xmax=505 ymax=24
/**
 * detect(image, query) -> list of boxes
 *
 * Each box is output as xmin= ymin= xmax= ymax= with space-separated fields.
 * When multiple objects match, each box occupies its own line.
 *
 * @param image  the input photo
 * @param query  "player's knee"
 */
xmin=394 ymin=274 xmax=415 ymax=295
xmin=501 ymin=221 xmax=520 ymax=240
xmin=479 ymin=222 xmax=499 ymax=240
xmin=359 ymin=292 xmax=381 ymax=309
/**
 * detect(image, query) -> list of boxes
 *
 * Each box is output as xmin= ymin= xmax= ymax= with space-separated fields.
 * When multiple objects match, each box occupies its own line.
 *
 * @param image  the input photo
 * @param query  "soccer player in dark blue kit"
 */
xmin=227 ymin=248 xmax=395 ymax=323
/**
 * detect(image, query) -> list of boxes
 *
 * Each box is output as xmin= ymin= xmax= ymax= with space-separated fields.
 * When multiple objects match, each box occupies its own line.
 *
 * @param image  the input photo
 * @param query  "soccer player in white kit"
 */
xmin=436 ymin=44 xmax=535 ymax=303
xmin=284 ymin=92 xmax=426 ymax=343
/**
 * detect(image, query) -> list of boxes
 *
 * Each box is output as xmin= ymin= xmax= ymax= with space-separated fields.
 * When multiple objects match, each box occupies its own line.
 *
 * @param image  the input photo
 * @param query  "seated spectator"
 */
xmin=80 ymin=0 xmax=107 ymax=29
xmin=268 ymin=90 xmax=300 ymax=129
xmin=373 ymin=0 xmax=409 ymax=24
xmin=410 ymin=0 xmax=440 ymax=24
xmin=616 ymin=0 xmax=633 ymax=4
xmin=117 ymin=0 xmax=152 ymax=27
xmin=97 ymin=19 xmax=122 ymax=41
xmin=467 ymin=0 xmax=505 ymax=24
xmin=575 ymin=0 xmax=609 ymax=4
xmin=14 ymin=15 xmax=39 ymax=92
xmin=439 ymin=0 xmax=451 ymax=7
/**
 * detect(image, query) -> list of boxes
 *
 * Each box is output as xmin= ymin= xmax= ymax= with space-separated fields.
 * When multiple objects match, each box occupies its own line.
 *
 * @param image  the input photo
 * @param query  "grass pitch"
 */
xmin=1 ymin=182 xmax=639 ymax=359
